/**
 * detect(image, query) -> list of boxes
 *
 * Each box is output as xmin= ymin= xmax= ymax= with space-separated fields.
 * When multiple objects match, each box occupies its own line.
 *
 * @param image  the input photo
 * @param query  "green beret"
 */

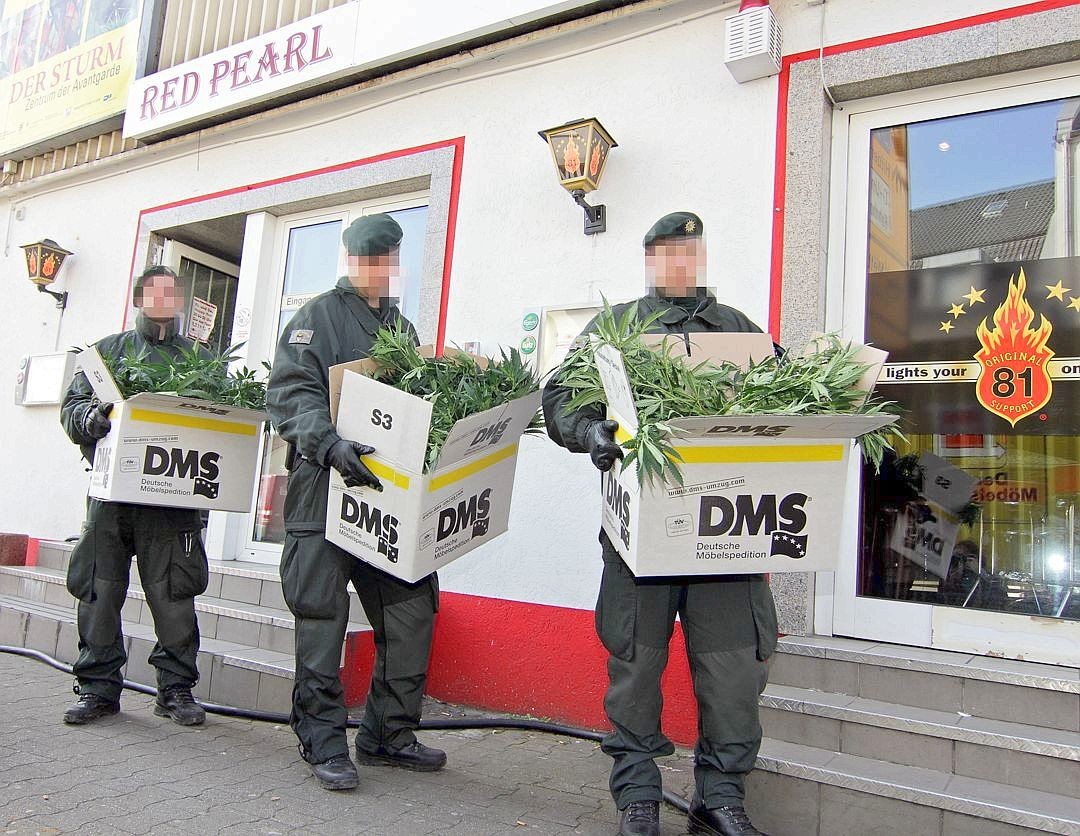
xmin=343 ymin=214 xmax=403 ymax=256
xmin=642 ymin=211 xmax=704 ymax=248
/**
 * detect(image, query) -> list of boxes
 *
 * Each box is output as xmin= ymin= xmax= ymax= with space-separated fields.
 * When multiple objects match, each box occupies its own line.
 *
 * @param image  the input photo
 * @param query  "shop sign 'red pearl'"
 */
xmin=124 ymin=1 xmax=602 ymax=142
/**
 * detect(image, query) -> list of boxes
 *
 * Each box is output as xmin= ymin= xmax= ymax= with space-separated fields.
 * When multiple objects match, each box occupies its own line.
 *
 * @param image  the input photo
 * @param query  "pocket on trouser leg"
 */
xmin=748 ymin=579 xmax=779 ymax=662
xmin=595 ymin=556 xmax=636 ymax=662
xmin=66 ymin=523 xmax=97 ymax=602
xmin=281 ymin=534 xmax=348 ymax=619
xmin=167 ymin=530 xmax=210 ymax=601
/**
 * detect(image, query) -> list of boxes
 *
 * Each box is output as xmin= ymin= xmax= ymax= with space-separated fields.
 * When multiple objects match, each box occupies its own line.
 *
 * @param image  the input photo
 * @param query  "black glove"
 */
xmin=83 ymin=402 xmax=113 ymax=440
xmin=327 ymin=439 xmax=382 ymax=491
xmin=585 ymin=419 xmax=623 ymax=472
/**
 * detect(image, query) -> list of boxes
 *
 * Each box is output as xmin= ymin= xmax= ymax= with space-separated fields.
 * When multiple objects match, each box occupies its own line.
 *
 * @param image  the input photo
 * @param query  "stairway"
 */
xmin=0 ymin=540 xmax=372 ymax=714
xmin=748 ymin=635 xmax=1080 ymax=835
xmin=1 ymin=542 xmax=1077 ymax=834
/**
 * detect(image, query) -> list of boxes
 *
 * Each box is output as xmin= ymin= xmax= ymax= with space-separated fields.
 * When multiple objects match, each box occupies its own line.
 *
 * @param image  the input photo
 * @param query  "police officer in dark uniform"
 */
xmin=266 ymin=214 xmax=445 ymax=791
xmin=59 ymin=266 xmax=209 ymax=727
xmin=543 ymin=213 xmax=776 ymax=836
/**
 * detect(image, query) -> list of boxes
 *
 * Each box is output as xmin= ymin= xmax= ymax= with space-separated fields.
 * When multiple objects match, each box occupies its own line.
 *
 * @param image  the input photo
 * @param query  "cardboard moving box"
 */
xmin=79 ymin=346 xmax=266 ymax=512
xmin=594 ymin=333 xmax=896 ymax=577
xmin=326 ymin=353 xmax=540 ymax=583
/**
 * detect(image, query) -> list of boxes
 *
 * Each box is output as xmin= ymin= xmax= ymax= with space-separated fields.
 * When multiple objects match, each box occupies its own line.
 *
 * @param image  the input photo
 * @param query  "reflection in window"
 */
xmin=863 ymin=97 xmax=1080 ymax=622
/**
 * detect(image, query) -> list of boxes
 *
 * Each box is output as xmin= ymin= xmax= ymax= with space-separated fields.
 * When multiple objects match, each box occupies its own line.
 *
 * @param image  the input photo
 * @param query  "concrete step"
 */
xmin=30 ymin=543 xmax=371 ymax=627
xmin=0 ymin=594 xmax=312 ymax=713
xmin=759 ymin=682 xmax=1080 ymax=798
xmin=0 ymin=563 xmax=369 ymax=653
xmin=746 ymin=738 xmax=1080 ymax=836
xmin=770 ymin=635 xmax=1080 ymax=734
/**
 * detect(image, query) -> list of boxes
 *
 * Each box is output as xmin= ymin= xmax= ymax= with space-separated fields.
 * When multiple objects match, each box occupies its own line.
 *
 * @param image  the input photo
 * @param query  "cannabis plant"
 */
xmin=558 ymin=300 xmax=903 ymax=488
xmin=100 ymin=343 xmax=270 ymax=410
xmin=367 ymin=323 xmax=543 ymax=471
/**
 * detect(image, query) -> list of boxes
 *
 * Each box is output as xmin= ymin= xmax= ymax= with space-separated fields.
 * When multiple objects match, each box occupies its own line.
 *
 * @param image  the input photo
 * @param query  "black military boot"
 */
xmin=306 ymin=753 xmax=360 ymax=791
xmin=688 ymin=795 xmax=766 ymax=835
xmin=355 ymin=739 xmax=447 ymax=772
xmin=62 ymin=693 xmax=120 ymax=725
xmin=153 ymin=686 xmax=206 ymax=726
xmin=618 ymin=800 xmax=659 ymax=836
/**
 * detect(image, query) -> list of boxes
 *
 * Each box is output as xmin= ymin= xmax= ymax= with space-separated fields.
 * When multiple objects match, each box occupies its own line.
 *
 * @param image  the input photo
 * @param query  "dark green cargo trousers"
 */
xmin=596 ymin=532 xmax=777 ymax=810
xmin=280 ymin=531 xmax=438 ymax=763
xmin=66 ymin=500 xmax=208 ymax=702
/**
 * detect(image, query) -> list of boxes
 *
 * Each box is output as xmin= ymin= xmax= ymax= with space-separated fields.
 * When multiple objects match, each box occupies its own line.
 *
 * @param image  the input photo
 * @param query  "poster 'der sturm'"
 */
xmin=869 ymin=257 xmax=1080 ymax=436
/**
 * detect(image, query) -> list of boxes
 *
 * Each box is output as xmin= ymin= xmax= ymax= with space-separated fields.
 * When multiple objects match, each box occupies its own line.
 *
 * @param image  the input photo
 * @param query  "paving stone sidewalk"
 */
xmin=0 ymin=652 xmax=697 ymax=835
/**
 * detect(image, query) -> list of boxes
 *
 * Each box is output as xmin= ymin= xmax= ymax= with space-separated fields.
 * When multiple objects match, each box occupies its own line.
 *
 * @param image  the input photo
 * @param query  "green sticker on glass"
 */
xmin=522 ymin=312 xmax=539 ymax=332
xmin=520 ymin=335 xmax=537 ymax=354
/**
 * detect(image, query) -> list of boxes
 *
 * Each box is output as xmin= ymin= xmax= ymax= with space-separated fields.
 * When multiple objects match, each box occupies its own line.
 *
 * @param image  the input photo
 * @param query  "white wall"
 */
xmin=0 ymin=0 xmax=1059 ymax=609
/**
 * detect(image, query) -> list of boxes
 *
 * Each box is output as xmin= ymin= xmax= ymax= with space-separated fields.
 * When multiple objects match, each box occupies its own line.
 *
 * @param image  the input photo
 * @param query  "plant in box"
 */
xmin=366 ymin=323 xmax=544 ymax=471
xmin=557 ymin=300 xmax=903 ymax=487
xmin=100 ymin=342 xmax=270 ymax=410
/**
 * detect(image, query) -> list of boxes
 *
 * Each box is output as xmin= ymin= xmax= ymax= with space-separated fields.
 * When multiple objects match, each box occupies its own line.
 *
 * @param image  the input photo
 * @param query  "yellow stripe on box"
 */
xmin=367 ymin=459 xmax=411 ymax=490
xmin=129 ymin=408 xmax=259 ymax=436
xmin=429 ymin=443 xmax=519 ymax=492
xmin=673 ymin=444 xmax=845 ymax=464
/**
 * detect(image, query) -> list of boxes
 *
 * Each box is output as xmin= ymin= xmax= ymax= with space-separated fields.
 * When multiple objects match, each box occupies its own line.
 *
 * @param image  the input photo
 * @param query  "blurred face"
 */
xmin=137 ymin=274 xmax=185 ymax=320
xmin=346 ymin=247 xmax=400 ymax=303
xmin=646 ymin=236 xmax=706 ymax=298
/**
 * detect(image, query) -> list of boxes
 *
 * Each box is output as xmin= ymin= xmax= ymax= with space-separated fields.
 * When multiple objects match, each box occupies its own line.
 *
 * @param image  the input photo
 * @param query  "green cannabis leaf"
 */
xmin=102 ymin=343 xmax=269 ymax=410
xmin=367 ymin=322 xmax=543 ymax=472
xmin=558 ymin=299 xmax=904 ymax=488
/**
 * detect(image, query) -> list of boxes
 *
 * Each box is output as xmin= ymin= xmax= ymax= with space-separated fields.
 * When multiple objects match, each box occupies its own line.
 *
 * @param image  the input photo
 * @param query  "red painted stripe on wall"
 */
xmin=424 ymin=591 xmax=702 ymax=746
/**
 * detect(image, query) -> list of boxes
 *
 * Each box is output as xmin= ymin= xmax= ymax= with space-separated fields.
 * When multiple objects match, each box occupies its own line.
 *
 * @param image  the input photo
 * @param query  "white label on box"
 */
xmin=337 ymin=371 xmax=433 ymax=473
xmin=120 ymin=456 xmax=140 ymax=472
xmin=665 ymin=513 xmax=693 ymax=537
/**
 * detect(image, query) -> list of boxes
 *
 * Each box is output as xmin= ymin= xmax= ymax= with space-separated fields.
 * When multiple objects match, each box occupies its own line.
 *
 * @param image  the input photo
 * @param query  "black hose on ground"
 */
xmin=0 ymin=643 xmax=691 ymax=814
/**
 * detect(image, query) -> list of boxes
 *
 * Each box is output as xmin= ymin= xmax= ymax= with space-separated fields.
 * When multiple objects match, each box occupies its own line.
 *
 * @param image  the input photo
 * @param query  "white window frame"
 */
xmin=237 ymin=191 xmax=429 ymax=565
xmin=819 ymin=61 xmax=1080 ymax=663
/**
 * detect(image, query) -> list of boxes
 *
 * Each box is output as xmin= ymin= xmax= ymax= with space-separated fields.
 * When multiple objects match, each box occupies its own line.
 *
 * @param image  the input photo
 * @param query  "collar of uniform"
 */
xmin=335 ymin=275 xmax=386 ymax=335
xmin=135 ymin=311 xmax=180 ymax=344
xmin=642 ymin=293 xmax=724 ymax=326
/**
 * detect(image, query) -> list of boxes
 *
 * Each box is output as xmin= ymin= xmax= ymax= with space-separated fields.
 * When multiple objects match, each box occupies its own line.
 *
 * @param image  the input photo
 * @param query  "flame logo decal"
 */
xmin=974 ymin=268 xmax=1054 ymax=426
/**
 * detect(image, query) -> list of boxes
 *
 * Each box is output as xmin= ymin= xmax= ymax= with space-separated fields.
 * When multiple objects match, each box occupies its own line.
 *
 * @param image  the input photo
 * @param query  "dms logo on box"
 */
xmin=705 ymin=424 xmax=791 ymax=438
xmin=143 ymin=445 xmax=221 ymax=499
xmin=438 ymin=488 xmax=492 ymax=542
xmin=341 ymin=495 xmax=400 ymax=562
xmin=467 ymin=417 xmax=512 ymax=451
xmin=604 ymin=470 xmax=631 ymax=549
xmin=699 ymin=492 xmax=809 ymax=559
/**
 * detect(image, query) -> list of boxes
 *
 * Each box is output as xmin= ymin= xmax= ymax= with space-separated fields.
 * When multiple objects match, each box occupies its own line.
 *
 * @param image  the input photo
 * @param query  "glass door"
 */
xmin=161 ymin=241 xmax=240 ymax=354
xmin=827 ymin=67 xmax=1080 ymax=665
xmin=244 ymin=196 xmax=429 ymax=562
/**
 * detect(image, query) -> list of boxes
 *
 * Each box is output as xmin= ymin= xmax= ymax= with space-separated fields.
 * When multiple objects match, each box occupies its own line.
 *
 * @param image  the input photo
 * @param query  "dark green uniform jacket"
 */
xmin=61 ymin=313 xmax=210 ymax=462
xmin=265 ymin=276 xmax=415 ymax=530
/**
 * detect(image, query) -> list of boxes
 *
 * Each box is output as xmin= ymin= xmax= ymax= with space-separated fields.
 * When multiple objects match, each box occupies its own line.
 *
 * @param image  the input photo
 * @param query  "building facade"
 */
xmin=2 ymin=1 xmax=1078 ymax=832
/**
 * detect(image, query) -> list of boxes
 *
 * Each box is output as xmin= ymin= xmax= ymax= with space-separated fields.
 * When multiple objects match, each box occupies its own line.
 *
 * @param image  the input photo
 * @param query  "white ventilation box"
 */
xmin=724 ymin=5 xmax=782 ymax=83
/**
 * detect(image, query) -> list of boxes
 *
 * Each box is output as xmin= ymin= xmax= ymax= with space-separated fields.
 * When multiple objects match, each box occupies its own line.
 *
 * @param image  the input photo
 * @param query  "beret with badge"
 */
xmin=343 ymin=213 xmax=403 ymax=256
xmin=642 ymin=211 xmax=704 ymax=248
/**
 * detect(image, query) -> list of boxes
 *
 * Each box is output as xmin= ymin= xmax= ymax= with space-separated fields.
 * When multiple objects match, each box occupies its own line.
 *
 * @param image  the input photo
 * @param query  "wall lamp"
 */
xmin=20 ymin=238 xmax=72 ymax=309
xmin=539 ymin=117 xmax=617 ymax=235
